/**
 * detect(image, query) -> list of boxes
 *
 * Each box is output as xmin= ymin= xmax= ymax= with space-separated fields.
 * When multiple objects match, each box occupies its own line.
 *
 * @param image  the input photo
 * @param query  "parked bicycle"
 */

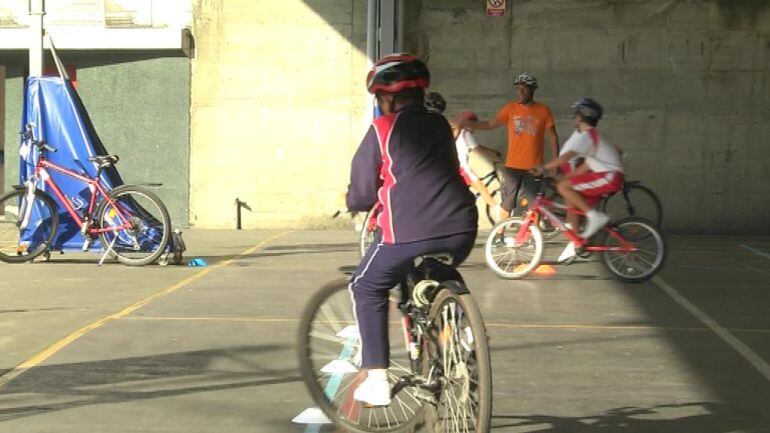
xmin=297 ymin=254 xmax=492 ymax=433
xmin=485 ymin=177 xmax=666 ymax=282
xmin=0 ymin=124 xmax=171 ymax=266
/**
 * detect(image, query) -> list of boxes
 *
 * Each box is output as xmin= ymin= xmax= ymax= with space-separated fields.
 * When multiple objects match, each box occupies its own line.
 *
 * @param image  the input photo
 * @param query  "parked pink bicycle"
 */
xmin=0 ymin=124 xmax=171 ymax=265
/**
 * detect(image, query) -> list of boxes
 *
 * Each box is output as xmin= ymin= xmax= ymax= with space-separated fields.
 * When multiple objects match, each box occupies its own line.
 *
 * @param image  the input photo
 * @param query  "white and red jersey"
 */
xmin=560 ymin=128 xmax=623 ymax=174
xmin=455 ymin=129 xmax=479 ymax=183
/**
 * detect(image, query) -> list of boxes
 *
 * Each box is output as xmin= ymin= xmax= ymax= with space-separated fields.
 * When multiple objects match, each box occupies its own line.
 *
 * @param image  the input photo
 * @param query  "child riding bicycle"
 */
xmin=346 ymin=54 xmax=478 ymax=407
xmin=532 ymin=97 xmax=624 ymax=262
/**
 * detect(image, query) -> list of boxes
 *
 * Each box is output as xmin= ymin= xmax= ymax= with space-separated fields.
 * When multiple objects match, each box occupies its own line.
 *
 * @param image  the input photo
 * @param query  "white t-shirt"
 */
xmin=455 ymin=129 xmax=479 ymax=182
xmin=560 ymin=129 xmax=623 ymax=173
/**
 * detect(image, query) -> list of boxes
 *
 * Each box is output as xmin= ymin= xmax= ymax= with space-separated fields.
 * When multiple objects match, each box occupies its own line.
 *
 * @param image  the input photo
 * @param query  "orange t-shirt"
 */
xmin=495 ymin=101 xmax=554 ymax=169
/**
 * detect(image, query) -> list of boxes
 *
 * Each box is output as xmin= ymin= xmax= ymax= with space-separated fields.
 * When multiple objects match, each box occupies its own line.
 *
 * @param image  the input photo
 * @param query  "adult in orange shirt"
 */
xmin=457 ymin=73 xmax=559 ymax=220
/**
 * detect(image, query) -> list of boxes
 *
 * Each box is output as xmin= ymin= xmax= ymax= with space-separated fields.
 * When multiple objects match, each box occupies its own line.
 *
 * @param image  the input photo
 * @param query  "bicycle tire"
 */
xmin=423 ymin=283 xmax=492 ymax=433
xmin=600 ymin=217 xmax=666 ymax=283
xmin=297 ymin=278 xmax=426 ymax=433
xmin=0 ymin=189 xmax=58 ymax=263
xmin=358 ymin=207 xmax=380 ymax=258
xmin=484 ymin=218 xmax=543 ymax=279
xmin=95 ymin=185 xmax=171 ymax=266
xmin=602 ymin=183 xmax=663 ymax=228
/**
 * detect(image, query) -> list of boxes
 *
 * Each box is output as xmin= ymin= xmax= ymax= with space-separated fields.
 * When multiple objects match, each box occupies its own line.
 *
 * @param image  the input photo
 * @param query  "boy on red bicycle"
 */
xmin=533 ymin=97 xmax=624 ymax=262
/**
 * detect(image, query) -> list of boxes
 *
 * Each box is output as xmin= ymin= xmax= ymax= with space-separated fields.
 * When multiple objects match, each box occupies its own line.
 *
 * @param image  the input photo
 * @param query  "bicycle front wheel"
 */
xmin=297 ymin=278 xmax=426 ymax=433
xmin=358 ymin=207 xmax=380 ymax=258
xmin=0 ymin=189 xmax=58 ymax=263
xmin=484 ymin=218 xmax=543 ymax=279
xmin=483 ymin=188 xmax=500 ymax=226
xmin=96 ymin=185 xmax=171 ymax=266
xmin=600 ymin=217 xmax=666 ymax=282
xmin=423 ymin=283 xmax=492 ymax=433
xmin=602 ymin=183 xmax=663 ymax=228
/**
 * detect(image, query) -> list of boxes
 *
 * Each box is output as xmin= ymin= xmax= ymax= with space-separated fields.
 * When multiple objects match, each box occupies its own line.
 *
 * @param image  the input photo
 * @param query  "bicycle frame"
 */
xmin=517 ymin=195 xmax=637 ymax=253
xmin=29 ymin=154 xmax=132 ymax=236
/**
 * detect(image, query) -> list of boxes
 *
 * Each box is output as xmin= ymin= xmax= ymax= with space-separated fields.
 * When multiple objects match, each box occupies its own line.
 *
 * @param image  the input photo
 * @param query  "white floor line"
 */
xmin=741 ymin=244 xmax=770 ymax=260
xmin=653 ymin=276 xmax=770 ymax=383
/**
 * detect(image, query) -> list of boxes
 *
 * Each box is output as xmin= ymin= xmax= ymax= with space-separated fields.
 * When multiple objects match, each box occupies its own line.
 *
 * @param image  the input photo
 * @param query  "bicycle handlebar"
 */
xmin=22 ymin=124 xmax=57 ymax=153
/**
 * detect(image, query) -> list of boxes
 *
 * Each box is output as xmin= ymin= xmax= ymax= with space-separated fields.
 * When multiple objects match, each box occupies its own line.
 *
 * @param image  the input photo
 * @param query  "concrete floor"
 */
xmin=0 ymin=229 xmax=767 ymax=433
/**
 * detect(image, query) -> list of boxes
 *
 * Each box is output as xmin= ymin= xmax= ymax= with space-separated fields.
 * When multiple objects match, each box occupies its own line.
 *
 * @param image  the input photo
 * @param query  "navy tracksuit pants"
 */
xmin=349 ymin=231 xmax=477 ymax=368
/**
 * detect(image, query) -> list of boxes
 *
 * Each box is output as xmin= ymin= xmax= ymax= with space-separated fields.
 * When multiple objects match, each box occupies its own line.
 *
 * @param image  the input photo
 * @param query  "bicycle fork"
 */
xmin=19 ymin=180 xmax=38 ymax=231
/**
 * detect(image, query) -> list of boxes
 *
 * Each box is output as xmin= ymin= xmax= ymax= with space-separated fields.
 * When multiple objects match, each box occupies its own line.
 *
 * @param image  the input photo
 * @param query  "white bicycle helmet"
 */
xmin=513 ymin=73 xmax=538 ymax=89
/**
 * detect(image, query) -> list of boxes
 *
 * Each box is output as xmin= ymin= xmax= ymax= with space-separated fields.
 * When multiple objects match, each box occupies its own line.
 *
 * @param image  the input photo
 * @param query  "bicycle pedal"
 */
xmin=414 ymin=388 xmax=438 ymax=405
xmin=81 ymin=239 xmax=91 ymax=251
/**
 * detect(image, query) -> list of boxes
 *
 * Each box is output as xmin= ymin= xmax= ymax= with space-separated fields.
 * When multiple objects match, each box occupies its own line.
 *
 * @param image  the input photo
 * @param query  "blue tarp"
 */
xmin=20 ymin=76 xmax=125 ymax=251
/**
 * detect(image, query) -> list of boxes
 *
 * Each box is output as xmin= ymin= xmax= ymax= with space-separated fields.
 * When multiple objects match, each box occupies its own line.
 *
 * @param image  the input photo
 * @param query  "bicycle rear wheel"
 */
xmin=297 ymin=278 xmax=426 ymax=433
xmin=484 ymin=218 xmax=543 ymax=279
xmin=96 ymin=185 xmax=171 ymax=266
xmin=600 ymin=217 xmax=666 ymax=282
xmin=0 ymin=189 xmax=58 ymax=263
xmin=602 ymin=183 xmax=663 ymax=228
xmin=423 ymin=283 xmax=492 ymax=433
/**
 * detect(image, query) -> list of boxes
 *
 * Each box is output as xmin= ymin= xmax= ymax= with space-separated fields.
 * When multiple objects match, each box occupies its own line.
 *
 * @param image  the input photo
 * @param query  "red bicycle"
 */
xmin=0 ymin=124 xmax=171 ymax=265
xmin=484 ymin=178 xmax=666 ymax=282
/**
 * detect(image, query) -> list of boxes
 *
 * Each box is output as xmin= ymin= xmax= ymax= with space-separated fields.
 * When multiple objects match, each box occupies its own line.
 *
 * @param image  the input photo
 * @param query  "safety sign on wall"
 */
xmin=487 ymin=0 xmax=505 ymax=17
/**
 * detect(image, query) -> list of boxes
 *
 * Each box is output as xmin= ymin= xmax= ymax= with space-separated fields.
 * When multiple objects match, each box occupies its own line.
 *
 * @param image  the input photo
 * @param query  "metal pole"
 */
xmin=379 ymin=0 xmax=395 ymax=56
xmin=396 ymin=0 xmax=404 ymax=52
xmin=236 ymin=198 xmax=242 ymax=230
xmin=365 ymin=0 xmax=378 ymax=122
xmin=29 ymin=0 xmax=45 ymax=77
xmin=366 ymin=0 xmax=377 ymax=64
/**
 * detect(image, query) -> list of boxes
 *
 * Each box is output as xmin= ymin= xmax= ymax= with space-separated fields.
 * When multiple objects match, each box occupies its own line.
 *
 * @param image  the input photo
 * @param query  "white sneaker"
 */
xmin=580 ymin=210 xmax=610 ymax=239
xmin=353 ymin=377 xmax=391 ymax=406
xmin=557 ymin=242 xmax=576 ymax=263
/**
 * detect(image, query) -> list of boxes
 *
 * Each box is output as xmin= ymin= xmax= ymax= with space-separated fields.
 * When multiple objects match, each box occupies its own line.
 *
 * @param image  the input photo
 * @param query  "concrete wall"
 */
xmin=1 ymin=54 xmax=27 ymax=195
xmin=0 ymin=51 xmax=190 ymax=227
xmin=0 ymin=64 xmax=4 ymax=193
xmin=189 ymin=0 xmax=369 ymax=228
xmin=405 ymin=0 xmax=770 ymax=233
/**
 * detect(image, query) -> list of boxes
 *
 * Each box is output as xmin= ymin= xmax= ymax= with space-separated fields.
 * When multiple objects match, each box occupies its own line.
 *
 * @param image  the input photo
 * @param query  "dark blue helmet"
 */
xmin=424 ymin=92 xmax=446 ymax=114
xmin=571 ymin=97 xmax=603 ymax=125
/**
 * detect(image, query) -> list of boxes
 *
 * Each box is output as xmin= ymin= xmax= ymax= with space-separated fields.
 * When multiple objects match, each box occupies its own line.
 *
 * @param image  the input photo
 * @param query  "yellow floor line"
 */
xmin=120 ymin=316 xmax=770 ymax=335
xmin=0 ymin=230 xmax=293 ymax=390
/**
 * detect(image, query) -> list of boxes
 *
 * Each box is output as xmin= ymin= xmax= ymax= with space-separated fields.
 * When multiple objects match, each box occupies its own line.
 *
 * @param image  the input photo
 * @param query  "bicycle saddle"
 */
xmin=88 ymin=155 xmax=120 ymax=168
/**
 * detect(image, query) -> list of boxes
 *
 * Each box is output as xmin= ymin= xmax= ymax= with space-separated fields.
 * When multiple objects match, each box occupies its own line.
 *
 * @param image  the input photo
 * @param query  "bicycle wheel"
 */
xmin=95 ymin=185 xmax=171 ymax=266
xmin=600 ymin=217 xmax=666 ymax=282
xmin=423 ymin=283 xmax=492 ymax=433
xmin=602 ymin=183 xmax=663 ymax=228
xmin=0 ymin=189 xmax=58 ymax=263
xmin=484 ymin=218 xmax=543 ymax=279
xmin=483 ymin=188 xmax=500 ymax=226
xmin=359 ymin=207 xmax=380 ymax=258
xmin=297 ymin=278 xmax=426 ymax=433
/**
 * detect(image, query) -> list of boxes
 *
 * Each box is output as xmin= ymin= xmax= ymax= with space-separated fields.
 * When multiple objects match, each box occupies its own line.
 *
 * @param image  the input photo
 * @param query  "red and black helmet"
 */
xmin=366 ymin=53 xmax=430 ymax=94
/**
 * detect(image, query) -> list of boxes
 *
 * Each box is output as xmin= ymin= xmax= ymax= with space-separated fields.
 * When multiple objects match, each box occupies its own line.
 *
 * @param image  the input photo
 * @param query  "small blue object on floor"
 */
xmin=188 ymin=258 xmax=208 ymax=267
